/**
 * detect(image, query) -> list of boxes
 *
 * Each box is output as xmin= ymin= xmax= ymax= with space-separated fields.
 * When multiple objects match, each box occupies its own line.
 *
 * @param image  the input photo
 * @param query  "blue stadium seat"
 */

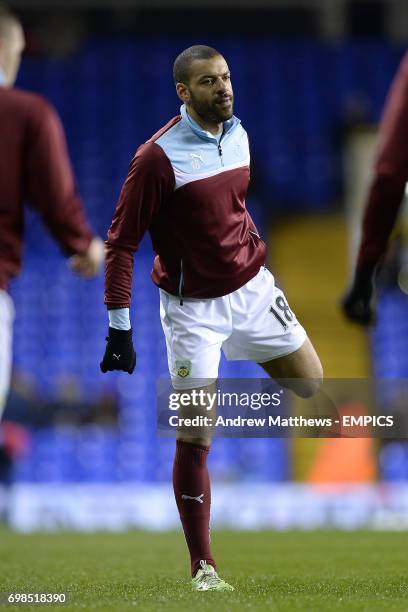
xmin=10 ymin=36 xmax=406 ymax=484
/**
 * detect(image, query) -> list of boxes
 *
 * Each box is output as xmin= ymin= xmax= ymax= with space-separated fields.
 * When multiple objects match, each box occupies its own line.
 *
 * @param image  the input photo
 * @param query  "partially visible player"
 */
xmin=342 ymin=51 xmax=408 ymax=325
xmin=101 ymin=45 xmax=323 ymax=591
xmin=0 ymin=7 xmax=104 ymax=418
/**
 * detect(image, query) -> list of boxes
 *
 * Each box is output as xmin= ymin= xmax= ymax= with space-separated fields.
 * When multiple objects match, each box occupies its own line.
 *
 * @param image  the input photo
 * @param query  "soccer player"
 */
xmin=0 ymin=7 xmax=104 ymax=419
xmin=342 ymin=51 xmax=408 ymax=325
xmin=101 ymin=45 xmax=323 ymax=591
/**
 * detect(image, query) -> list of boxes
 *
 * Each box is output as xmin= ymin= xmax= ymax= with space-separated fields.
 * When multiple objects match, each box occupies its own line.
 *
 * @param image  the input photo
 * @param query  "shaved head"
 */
xmin=0 ymin=5 xmax=19 ymax=38
xmin=173 ymin=45 xmax=221 ymax=85
xmin=0 ymin=5 xmax=24 ymax=87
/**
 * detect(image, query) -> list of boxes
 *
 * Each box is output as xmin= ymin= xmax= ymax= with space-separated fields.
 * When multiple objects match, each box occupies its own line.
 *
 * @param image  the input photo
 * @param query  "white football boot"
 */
xmin=191 ymin=560 xmax=234 ymax=592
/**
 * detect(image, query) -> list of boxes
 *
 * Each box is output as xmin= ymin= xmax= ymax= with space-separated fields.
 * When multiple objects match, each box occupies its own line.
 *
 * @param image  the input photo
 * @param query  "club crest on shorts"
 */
xmin=176 ymin=360 xmax=192 ymax=378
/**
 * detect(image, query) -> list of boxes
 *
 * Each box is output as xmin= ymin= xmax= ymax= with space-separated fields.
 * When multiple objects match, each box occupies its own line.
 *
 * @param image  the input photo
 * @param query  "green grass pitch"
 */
xmin=1 ymin=530 xmax=408 ymax=611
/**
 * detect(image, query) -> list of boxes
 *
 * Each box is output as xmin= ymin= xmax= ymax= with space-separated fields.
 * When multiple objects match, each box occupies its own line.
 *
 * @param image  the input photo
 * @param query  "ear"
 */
xmin=176 ymin=82 xmax=190 ymax=104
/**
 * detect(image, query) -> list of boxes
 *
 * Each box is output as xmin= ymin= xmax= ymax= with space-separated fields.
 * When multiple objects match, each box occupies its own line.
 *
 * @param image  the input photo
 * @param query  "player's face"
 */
xmin=0 ymin=23 xmax=25 ymax=87
xmin=183 ymin=55 xmax=234 ymax=125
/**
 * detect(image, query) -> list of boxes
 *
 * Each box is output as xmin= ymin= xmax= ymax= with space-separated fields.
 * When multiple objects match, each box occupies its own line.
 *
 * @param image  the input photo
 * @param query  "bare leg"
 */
xmin=260 ymin=337 xmax=323 ymax=398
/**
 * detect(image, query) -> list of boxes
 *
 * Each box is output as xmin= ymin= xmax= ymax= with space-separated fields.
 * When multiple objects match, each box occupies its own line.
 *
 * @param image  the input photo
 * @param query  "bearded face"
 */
xmin=178 ymin=55 xmax=234 ymax=130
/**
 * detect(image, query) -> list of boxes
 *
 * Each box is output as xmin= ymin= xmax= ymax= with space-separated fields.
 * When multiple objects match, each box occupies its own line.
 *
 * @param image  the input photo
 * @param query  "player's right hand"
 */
xmin=341 ymin=266 xmax=376 ymax=326
xmin=70 ymin=236 xmax=105 ymax=279
xmin=100 ymin=327 xmax=136 ymax=374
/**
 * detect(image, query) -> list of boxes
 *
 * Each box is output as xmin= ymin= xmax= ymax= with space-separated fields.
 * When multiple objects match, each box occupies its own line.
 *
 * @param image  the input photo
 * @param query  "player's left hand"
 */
xmin=341 ymin=266 xmax=376 ymax=326
xmin=100 ymin=327 xmax=136 ymax=374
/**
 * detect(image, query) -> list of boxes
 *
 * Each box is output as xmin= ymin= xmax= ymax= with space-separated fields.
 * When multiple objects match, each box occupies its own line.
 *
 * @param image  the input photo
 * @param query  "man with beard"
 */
xmin=101 ymin=45 xmax=323 ymax=591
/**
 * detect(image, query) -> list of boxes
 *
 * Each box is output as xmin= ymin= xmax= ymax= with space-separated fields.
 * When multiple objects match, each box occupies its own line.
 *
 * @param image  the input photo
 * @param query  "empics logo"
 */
xmin=342 ymin=415 xmax=393 ymax=427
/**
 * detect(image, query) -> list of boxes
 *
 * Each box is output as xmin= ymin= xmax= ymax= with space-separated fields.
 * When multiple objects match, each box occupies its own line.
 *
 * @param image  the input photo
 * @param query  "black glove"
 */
xmin=100 ymin=327 xmax=136 ymax=374
xmin=341 ymin=266 xmax=377 ymax=326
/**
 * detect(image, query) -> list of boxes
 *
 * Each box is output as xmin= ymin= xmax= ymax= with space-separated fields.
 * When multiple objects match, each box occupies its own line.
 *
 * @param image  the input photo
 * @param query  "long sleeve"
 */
xmin=357 ymin=52 xmax=408 ymax=271
xmin=25 ymin=98 xmax=94 ymax=255
xmin=104 ymin=142 xmax=174 ymax=309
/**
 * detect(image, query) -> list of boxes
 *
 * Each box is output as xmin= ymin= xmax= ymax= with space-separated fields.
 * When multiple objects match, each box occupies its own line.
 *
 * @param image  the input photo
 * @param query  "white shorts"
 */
xmin=0 ymin=289 xmax=14 ymax=418
xmin=160 ymin=266 xmax=307 ymax=389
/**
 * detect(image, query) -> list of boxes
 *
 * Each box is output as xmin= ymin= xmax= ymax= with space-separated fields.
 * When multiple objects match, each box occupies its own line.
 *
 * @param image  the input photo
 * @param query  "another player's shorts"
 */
xmin=160 ymin=266 xmax=307 ymax=389
xmin=0 ymin=289 xmax=14 ymax=417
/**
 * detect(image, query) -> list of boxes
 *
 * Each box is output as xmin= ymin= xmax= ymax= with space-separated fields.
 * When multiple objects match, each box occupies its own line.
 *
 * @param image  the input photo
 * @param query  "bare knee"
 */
xmin=261 ymin=340 xmax=324 ymax=398
xmin=291 ymin=374 xmax=323 ymax=398
xmin=292 ymin=358 xmax=324 ymax=398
